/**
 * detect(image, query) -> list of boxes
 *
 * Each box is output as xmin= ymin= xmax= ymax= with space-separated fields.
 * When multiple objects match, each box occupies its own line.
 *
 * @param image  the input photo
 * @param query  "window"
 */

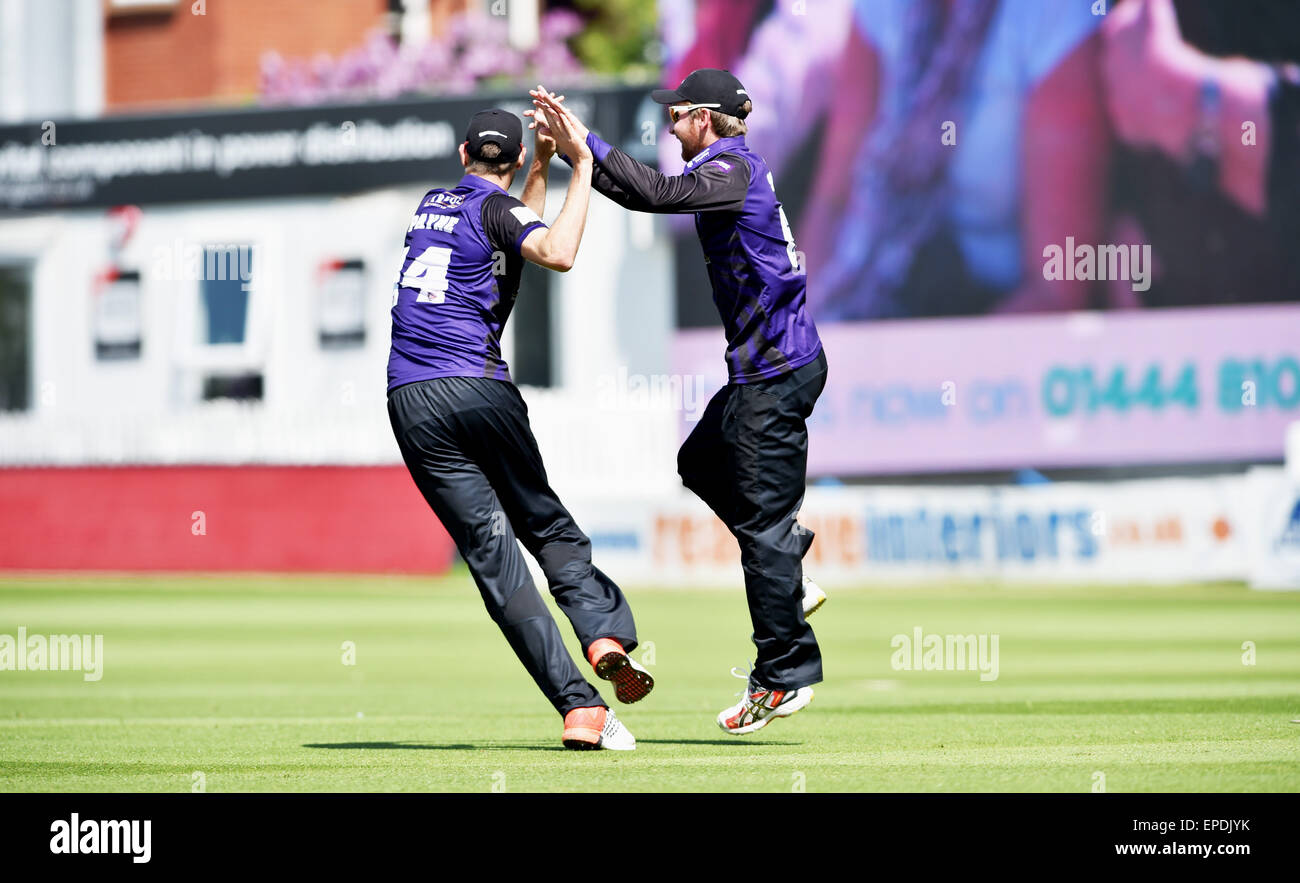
xmin=94 ymin=269 xmax=143 ymax=360
xmin=198 ymin=245 xmax=262 ymax=401
xmin=199 ymin=246 xmax=252 ymax=345
xmin=318 ymin=258 xmax=366 ymax=349
xmin=0 ymin=264 xmax=30 ymax=411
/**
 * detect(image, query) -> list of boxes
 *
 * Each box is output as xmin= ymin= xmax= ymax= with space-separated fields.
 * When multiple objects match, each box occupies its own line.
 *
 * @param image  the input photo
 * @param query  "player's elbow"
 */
xmin=540 ymin=246 xmax=574 ymax=272
xmin=522 ymin=239 xmax=574 ymax=272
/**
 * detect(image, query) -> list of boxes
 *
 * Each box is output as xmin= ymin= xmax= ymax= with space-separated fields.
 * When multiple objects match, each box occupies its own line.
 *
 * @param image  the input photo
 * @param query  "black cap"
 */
xmin=465 ymin=108 xmax=523 ymax=163
xmin=652 ymin=68 xmax=751 ymax=119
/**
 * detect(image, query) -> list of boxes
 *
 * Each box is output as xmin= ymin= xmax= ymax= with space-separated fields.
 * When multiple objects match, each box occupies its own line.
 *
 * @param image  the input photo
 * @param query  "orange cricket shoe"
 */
xmin=561 ymin=706 xmax=636 ymax=751
xmin=586 ymin=637 xmax=655 ymax=704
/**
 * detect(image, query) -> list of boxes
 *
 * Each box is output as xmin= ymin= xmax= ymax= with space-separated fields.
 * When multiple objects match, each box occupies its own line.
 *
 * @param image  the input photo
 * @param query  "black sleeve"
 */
xmin=565 ymin=136 xmax=750 ymax=214
xmin=480 ymin=193 xmax=548 ymax=256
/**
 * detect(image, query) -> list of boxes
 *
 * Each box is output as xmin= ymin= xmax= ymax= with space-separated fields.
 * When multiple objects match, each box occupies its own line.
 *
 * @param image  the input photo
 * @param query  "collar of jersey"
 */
xmin=684 ymin=136 xmax=747 ymax=174
xmin=458 ymin=173 xmax=507 ymax=193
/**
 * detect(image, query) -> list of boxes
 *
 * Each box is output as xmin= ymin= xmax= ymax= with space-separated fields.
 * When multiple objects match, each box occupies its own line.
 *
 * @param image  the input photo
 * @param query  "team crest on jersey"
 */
xmin=424 ymin=192 xmax=465 ymax=209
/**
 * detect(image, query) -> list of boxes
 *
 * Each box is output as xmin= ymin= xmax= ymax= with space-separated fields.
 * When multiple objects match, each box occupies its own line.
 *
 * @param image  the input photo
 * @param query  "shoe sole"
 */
xmin=562 ymin=726 xmax=602 ymax=750
xmin=718 ymin=688 xmax=814 ymax=736
xmin=593 ymin=651 xmax=655 ymax=704
xmin=561 ymin=724 xmax=637 ymax=751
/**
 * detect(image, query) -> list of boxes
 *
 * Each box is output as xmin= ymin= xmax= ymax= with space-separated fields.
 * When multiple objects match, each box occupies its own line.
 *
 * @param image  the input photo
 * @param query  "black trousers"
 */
xmin=677 ymin=349 xmax=828 ymax=691
xmin=388 ymin=376 xmax=638 ymax=716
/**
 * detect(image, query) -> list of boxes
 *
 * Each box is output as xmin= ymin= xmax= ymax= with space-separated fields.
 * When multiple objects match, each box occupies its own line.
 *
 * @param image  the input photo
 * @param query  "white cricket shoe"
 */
xmin=802 ymin=575 xmax=827 ymax=618
xmin=716 ymin=667 xmax=815 ymax=736
xmin=562 ymin=706 xmax=636 ymax=751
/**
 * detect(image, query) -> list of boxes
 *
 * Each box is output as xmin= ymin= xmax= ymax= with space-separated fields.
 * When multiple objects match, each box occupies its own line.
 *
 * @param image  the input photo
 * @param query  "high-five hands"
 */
xmin=526 ymin=86 xmax=593 ymax=163
xmin=525 ymin=85 xmax=558 ymax=162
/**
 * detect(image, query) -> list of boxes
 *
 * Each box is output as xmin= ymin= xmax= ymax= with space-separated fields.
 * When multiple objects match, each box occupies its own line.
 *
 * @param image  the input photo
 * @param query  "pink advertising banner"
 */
xmin=673 ymin=305 xmax=1300 ymax=476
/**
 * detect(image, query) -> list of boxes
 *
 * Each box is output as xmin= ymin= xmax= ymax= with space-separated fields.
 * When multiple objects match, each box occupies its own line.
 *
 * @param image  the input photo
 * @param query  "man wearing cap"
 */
xmin=386 ymin=108 xmax=653 ymax=751
xmin=530 ymin=71 xmax=828 ymax=737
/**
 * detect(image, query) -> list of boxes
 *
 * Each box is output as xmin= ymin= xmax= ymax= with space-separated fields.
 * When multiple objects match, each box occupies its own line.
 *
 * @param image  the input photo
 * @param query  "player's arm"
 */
xmin=533 ymin=89 xmax=748 ymax=214
xmin=581 ymin=134 xmax=748 ymax=214
xmin=568 ymin=152 xmax=648 ymax=211
xmin=508 ymin=90 xmax=594 ymax=272
xmin=519 ymin=100 xmax=556 ymax=219
xmin=515 ymin=116 xmax=593 ymax=272
xmin=519 ymin=157 xmax=591 ymax=272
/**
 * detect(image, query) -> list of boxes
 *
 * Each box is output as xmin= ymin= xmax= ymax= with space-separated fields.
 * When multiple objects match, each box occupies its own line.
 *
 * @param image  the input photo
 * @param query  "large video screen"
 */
xmin=662 ymin=0 xmax=1300 ymax=474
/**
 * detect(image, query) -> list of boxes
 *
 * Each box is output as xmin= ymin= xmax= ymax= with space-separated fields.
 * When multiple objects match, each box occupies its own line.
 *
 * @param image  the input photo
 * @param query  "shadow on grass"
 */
xmin=636 ymin=739 xmax=799 ymax=746
xmin=303 ymin=738 xmax=798 ymax=751
xmin=304 ymin=742 xmax=562 ymax=751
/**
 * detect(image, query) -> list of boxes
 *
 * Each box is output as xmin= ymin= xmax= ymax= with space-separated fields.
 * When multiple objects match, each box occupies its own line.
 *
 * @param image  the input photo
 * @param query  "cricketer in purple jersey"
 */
xmin=534 ymin=72 xmax=828 ymax=730
xmin=387 ymin=174 xmax=547 ymax=392
xmin=568 ymin=131 xmax=822 ymax=383
xmin=386 ymin=107 xmax=651 ymax=749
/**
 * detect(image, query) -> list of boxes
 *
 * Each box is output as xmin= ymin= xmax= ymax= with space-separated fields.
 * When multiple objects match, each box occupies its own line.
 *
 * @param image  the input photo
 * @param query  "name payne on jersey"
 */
xmin=407 ymin=212 xmax=460 ymax=233
xmin=0 ymin=627 xmax=104 ymax=681
xmin=50 ymin=814 xmax=151 ymax=863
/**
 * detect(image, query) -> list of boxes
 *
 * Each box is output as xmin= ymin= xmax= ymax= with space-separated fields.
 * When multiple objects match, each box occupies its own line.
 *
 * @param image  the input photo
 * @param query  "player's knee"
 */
xmin=493 ymin=581 xmax=548 ymax=626
xmin=735 ymin=518 xmax=803 ymax=555
xmin=537 ymin=539 xmax=592 ymax=584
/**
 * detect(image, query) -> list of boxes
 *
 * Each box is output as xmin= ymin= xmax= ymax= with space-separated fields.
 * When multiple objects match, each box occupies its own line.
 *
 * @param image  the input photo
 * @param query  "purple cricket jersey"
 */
xmin=583 ymin=132 xmax=822 ymax=383
xmin=387 ymin=174 xmax=546 ymax=393
xmin=684 ymin=137 xmax=822 ymax=382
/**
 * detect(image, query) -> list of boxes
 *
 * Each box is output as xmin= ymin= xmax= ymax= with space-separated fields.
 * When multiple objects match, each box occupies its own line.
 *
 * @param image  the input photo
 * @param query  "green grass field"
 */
xmin=1 ymin=572 xmax=1298 ymax=792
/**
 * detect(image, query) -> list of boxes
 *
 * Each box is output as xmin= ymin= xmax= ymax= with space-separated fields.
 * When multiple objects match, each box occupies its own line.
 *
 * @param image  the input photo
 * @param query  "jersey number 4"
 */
xmin=398 ymin=245 xmax=453 ymax=304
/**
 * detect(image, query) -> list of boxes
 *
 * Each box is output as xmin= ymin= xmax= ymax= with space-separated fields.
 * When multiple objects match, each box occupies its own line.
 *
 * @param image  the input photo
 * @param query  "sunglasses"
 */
xmin=668 ymin=103 xmax=721 ymax=124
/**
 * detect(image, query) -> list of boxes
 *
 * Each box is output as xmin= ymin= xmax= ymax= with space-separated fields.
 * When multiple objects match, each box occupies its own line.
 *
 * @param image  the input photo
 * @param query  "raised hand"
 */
xmin=530 ymin=86 xmax=592 ymax=162
xmin=525 ymin=114 xmax=557 ymax=163
xmin=524 ymin=85 xmax=558 ymax=162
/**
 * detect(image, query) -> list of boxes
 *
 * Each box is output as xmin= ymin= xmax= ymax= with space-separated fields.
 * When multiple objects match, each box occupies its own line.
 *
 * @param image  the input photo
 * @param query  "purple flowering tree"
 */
xmin=259 ymin=10 xmax=589 ymax=106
